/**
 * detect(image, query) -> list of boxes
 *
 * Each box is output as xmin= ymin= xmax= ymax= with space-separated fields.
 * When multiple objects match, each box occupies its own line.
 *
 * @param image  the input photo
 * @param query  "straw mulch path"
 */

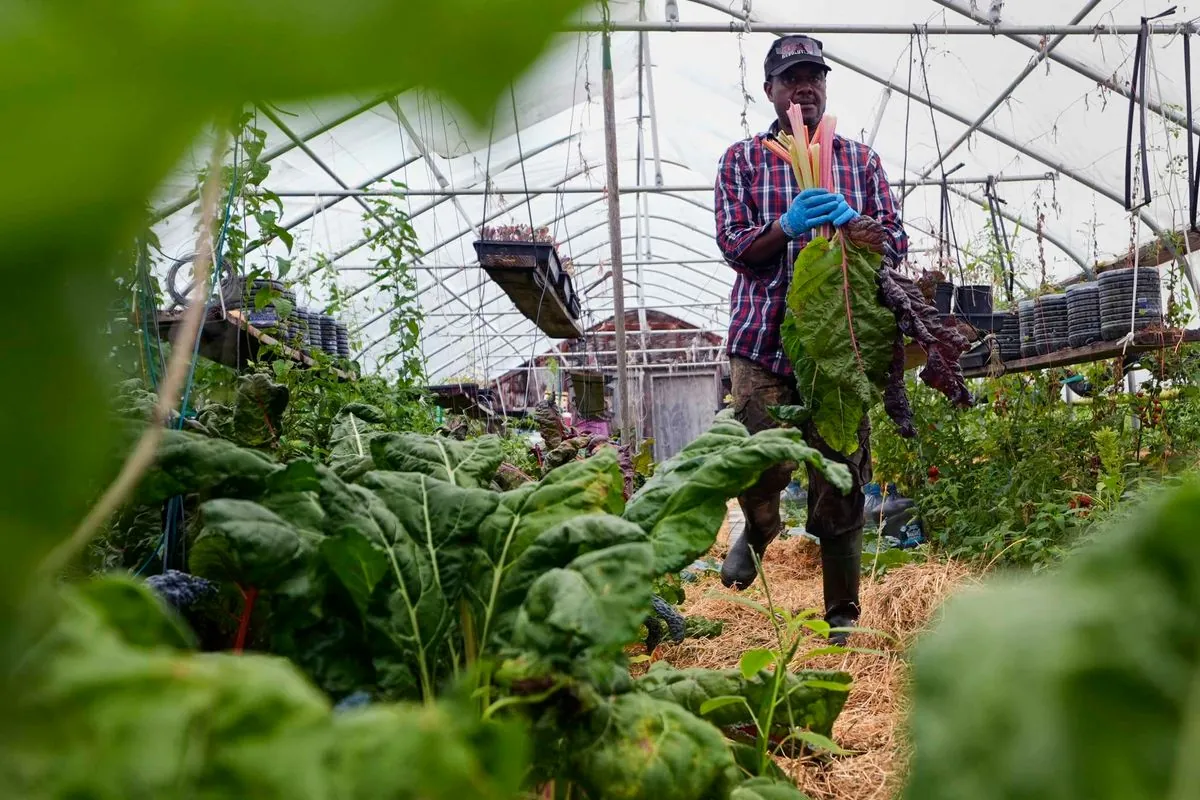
xmin=649 ymin=505 xmax=975 ymax=800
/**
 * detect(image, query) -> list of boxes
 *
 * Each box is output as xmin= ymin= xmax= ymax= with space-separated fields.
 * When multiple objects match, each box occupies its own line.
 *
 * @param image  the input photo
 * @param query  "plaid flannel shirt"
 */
xmin=715 ymin=121 xmax=908 ymax=376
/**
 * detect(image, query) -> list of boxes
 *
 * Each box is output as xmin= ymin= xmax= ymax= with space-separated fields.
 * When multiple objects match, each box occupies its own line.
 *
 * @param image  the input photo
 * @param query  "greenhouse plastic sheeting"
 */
xmin=149 ymin=0 xmax=1200 ymax=383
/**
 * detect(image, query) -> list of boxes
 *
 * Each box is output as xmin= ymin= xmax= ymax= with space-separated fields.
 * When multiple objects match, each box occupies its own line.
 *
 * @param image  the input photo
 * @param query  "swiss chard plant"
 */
xmin=28 ymin=413 xmax=857 ymax=799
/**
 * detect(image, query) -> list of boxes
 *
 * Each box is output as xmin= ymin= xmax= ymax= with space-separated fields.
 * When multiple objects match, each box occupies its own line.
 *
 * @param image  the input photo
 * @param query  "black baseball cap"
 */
xmin=764 ymin=35 xmax=830 ymax=80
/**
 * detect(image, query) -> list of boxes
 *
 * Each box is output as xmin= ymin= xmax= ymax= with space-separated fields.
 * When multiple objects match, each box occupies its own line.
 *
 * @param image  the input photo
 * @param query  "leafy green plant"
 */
xmin=5 ymin=576 xmax=529 ymax=800
xmin=904 ymin=474 xmax=1200 ymax=800
xmin=0 ymin=0 xmax=591 ymax=668
xmin=49 ymin=414 xmax=855 ymax=798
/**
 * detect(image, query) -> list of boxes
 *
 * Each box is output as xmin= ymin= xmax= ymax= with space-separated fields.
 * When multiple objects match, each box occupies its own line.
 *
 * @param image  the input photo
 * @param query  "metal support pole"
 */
xmin=255 ymin=172 xmax=1056 ymax=197
xmin=866 ymin=87 xmax=893 ymax=149
xmin=904 ymin=0 xmax=1103 ymax=199
xmin=570 ymin=20 xmax=1197 ymax=35
xmin=256 ymin=103 xmax=394 ymax=238
xmin=604 ymin=28 xmax=634 ymax=444
xmin=644 ymin=28 xmax=666 ymax=187
xmin=931 ymin=0 xmax=1200 ymax=138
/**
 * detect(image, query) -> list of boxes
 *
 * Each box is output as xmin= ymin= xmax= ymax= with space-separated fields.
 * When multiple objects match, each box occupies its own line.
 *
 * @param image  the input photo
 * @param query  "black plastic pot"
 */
xmin=933 ymin=282 xmax=955 ymax=315
xmin=954 ymin=284 xmax=994 ymax=317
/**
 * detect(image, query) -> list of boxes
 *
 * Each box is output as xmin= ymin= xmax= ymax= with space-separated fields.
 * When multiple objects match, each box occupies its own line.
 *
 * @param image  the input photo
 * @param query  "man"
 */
xmin=714 ymin=35 xmax=908 ymax=642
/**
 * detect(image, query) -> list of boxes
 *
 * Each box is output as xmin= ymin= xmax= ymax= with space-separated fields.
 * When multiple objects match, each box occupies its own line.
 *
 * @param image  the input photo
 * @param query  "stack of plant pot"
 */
xmin=1065 ymin=282 xmax=1102 ymax=348
xmin=244 ymin=279 xmax=297 ymax=331
xmin=1018 ymin=299 xmax=1039 ymax=358
xmin=1032 ymin=294 xmax=1069 ymax=355
xmin=1098 ymin=266 xmax=1162 ymax=341
xmin=993 ymin=311 xmax=1022 ymax=361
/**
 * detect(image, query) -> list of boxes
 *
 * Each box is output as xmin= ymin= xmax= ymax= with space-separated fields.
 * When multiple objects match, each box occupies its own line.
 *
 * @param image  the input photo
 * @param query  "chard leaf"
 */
xmin=781 ymin=236 xmax=897 ymax=456
xmin=12 ymin=581 xmax=529 ymax=799
xmin=496 ymin=515 xmax=648 ymax=633
xmin=624 ymin=422 xmax=851 ymax=574
xmin=314 ymin=466 xmax=392 ymax=543
xmin=473 ymin=451 xmax=626 ymax=647
xmin=634 ymin=663 xmax=852 ymax=739
xmin=326 ymin=703 xmax=529 ymax=800
xmin=370 ymin=432 xmax=503 ymax=488
xmin=329 ymin=403 xmax=387 ymax=473
xmin=355 ymin=471 xmax=499 ymax=699
xmin=731 ymin=777 xmax=815 ymax=800
xmin=134 ymin=429 xmax=280 ymax=506
xmin=565 ymin=693 xmax=738 ymax=800
xmin=229 ymin=373 xmax=290 ymax=447
xmin=511 ymin=541 xmax=656 ymax=662
xmin=76 ymin=576 xmax=197 ymax=651
xmin=267 ymin=460 xmax=321 ymax=493
xmin=904 ymin=478 xmax=1200 ymax=800
xmin=260 ymin=491 xmax=326 ymax=536
xmin=320 ymin=532 xmax=389 ymax=616
xmin=190 ymin=499 xmax=311 ymax=589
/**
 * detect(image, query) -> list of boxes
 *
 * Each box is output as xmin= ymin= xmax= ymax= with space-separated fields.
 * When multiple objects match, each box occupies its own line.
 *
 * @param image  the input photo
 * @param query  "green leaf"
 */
xmin=134 ymin=429 xmax=281 ymax=506
xmin=320 ymin=531 xmax=389 ymax=615
xmin=767 ymin=404 xmax=811 ymax=427
xmin=75 ymin=576 xmax=197 ymax=651
xmin=276 ymin=256 xmax=293 ymax=278
xmin=370 ymin=432 xmax=503 ymax=488
xmin=495 ymin=514 xmax=648 ymax=637
xmin=11 ymin=583 xmax=530 ymax=799
xmin=190 ymin=499 xmax=309 ymax=589
xmin=511 ymin=541 xmax=656 ymax=662
xmin=473 ymin=451 xmax=627 ymax=646
xmin=731 ymin=777 xmax=815 ymax=800
xmin=904 ymin=478 xmax=1200 ymax=800
xmin=329 ymin=404 xmax=386 ymax=472
xmin=1 ymin=0 xmax=590 ymax=681
xmin=699 ymin=695 xmax=748 ymax=716
xmin=274 ymin=297 xmax=294 ymax=319
xmin=781 ymin=236 xmax=897 ymax=456
xmin=255 ymin=288 xmax=275 ymax=310
xmin=790 ymin=730 xmax=852 ymax=755
xmin=565 ymin=693 xmax=739 ymax=800
xmin=739 ymin=648 xmax=776 ymax=679
xmin=277 ymin=229 xmax=295 ymax=253
xmin=635 ymin=663 xmax=852 ymax=739
xmin=624 ymin=420 xmax=851 ymax=574
xmin=356 ymin=471 xmax=499 ymax=697
xmin=268 ymin=460 xmax=321 ymax=494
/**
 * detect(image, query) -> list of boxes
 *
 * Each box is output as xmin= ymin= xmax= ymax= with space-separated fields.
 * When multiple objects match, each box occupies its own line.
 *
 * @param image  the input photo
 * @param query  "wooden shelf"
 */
xmin=960 ymin=328 xmax=1200 ymax=378
xmin=156 ymin=308 xmax=354 ymax=381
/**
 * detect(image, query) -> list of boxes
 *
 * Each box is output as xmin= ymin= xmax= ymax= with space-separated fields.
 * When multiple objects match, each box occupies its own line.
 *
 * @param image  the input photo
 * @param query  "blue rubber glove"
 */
xmin=779 ymin=188 xmax=860 ymax=238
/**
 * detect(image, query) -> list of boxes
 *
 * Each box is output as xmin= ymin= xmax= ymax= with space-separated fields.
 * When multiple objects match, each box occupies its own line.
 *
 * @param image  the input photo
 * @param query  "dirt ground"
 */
xmin=649 ymin=505 xmax=974 ymax=800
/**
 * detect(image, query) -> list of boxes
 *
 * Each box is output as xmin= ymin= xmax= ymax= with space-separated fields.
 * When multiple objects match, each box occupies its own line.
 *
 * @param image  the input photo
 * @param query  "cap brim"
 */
xmin=767 ymin=55 xmax=831 ymax=77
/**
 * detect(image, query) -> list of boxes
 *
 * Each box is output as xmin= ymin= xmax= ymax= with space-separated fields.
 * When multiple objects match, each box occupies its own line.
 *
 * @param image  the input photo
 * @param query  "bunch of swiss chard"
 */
xmin=17 ymin=411 xmax=858 ymax=799
xmin=771 ymin=105 xmax=972 ymax=455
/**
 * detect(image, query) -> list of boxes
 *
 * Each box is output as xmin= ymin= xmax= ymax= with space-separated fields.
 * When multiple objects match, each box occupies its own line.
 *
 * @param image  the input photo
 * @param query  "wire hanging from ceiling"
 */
xmin=916 ymin=32 xmax=966 ymax=284
xmin=984 ymin=176 xmax=1015 ymax=302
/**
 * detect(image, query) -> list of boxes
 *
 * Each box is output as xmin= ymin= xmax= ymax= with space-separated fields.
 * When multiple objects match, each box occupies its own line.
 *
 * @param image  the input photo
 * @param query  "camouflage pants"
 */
xmin=729 ymin=356 xmax=871 ymax=541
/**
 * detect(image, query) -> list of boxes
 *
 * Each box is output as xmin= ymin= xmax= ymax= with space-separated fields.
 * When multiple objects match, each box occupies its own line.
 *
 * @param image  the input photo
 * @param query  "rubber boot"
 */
xmin=721 ymin=464 xmax=792 ymax=590
xmin=720 ymin=518 xmax=783 ymax=590
xmin=820 ymin=528 xmax=863 ymax=646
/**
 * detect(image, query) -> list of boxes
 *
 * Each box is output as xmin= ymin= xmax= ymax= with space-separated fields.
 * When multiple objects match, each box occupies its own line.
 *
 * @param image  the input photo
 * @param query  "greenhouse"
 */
xmin=7 ymin=1 xmax=1200 ymax=798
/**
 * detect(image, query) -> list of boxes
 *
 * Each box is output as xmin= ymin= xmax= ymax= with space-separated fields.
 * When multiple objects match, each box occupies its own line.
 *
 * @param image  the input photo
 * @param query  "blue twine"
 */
xmin=141 ymin=149 xmax=240 ymax=577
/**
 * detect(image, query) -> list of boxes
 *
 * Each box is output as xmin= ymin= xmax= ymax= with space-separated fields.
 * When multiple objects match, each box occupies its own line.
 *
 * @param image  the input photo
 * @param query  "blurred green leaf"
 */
xmin=0 ymin=0 xmax=588 ymax=664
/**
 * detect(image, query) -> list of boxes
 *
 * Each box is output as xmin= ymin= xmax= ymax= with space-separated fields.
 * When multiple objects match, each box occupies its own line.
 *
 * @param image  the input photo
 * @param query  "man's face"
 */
xmin=763 ymin=62 xmax=828 ymax=132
